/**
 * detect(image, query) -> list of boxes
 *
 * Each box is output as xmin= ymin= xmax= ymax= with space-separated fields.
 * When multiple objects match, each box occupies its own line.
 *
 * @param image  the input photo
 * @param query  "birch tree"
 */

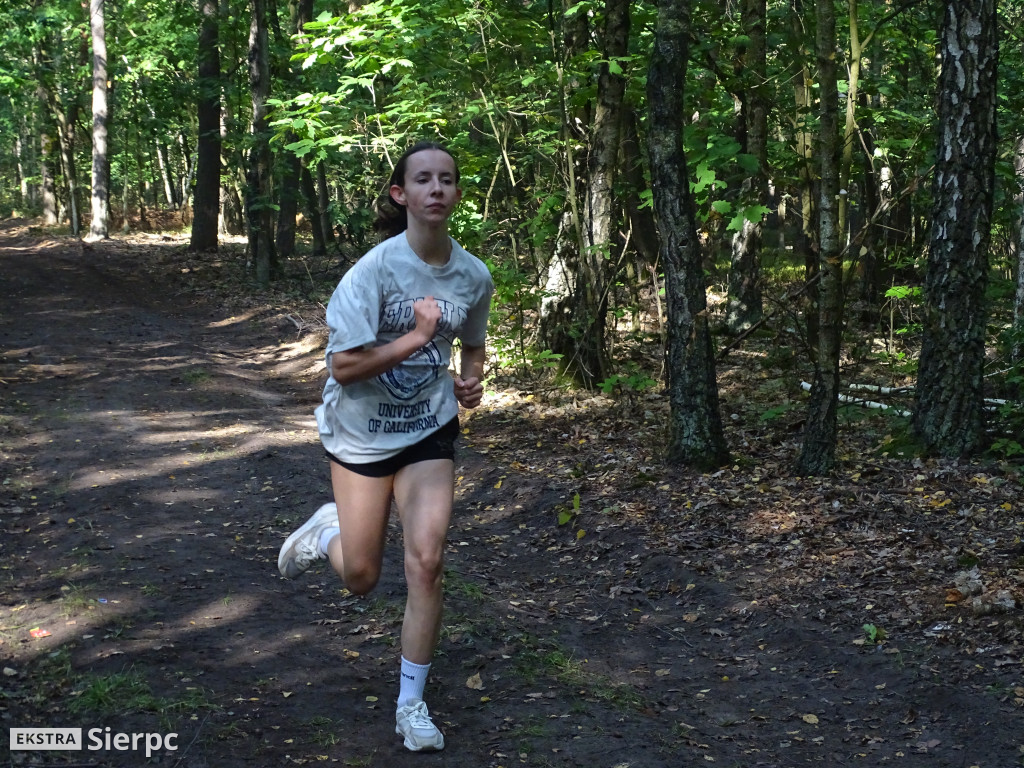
xmin=189 ymin=0 xmax=221 ymax=252
xmin=725 ymin=0 xmax=768 ymax=334
xmin=1014 ymin=134 xmax=1024 ymax=363
xmin=86 ymin=0 xmax=109 ymax=240
xmin=795 ymin=0 xmax=842 ymax=475
xmin=247 ymin=0 xmax=276 ymax=284
xmin=913 ymin=0 xmax=998 ymax=456
xmin=647 ymin=0 xmax=729 ymax=469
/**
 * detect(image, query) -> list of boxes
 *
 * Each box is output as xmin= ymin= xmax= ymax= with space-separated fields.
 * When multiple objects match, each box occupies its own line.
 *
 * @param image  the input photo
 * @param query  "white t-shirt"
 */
xmin=315 ymin=232 xmax=493 ymax=463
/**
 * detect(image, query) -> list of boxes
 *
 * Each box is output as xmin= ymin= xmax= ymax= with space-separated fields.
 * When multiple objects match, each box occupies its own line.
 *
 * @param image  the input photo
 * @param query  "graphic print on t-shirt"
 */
xmin=379 ymin=343 xmax=443 ymax=402
xmin=376 ymin=296 xmax=467 ymax=403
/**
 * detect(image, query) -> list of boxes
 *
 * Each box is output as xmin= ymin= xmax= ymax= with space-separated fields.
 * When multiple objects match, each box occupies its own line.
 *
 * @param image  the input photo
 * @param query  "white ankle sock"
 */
xmin=318 ymin=527 xmax=339 ymax=557
xmin=398 ymin=657 xmax=431 ymax=709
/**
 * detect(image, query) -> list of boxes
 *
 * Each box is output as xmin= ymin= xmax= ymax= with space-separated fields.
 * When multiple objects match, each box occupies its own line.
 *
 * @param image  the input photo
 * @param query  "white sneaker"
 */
xmin=395 ymin=699 xmax=445 ymax=752
xmin=277 ymin=503 xmax=338 ymax=578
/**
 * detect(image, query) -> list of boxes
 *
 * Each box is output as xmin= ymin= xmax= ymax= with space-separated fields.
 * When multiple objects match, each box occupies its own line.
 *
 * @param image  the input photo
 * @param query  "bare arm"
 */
xmin=329 ymin=296 xmax=441 ymax=385
xmin=454 ymin=343 xmax=486 ymax=408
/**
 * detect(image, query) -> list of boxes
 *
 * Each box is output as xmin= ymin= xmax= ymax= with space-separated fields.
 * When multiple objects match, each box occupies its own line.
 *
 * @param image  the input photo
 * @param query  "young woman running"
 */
xmin=277 ymin=141 xmax=493 ymax=752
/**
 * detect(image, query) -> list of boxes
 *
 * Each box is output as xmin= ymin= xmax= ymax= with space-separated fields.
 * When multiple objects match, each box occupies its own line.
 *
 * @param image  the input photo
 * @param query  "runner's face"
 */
xmin=391 ymin=150 xmax=462 ymax=227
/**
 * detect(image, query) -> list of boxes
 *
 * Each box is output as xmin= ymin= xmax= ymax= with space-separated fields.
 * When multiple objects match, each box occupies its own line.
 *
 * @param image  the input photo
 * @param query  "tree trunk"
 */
xmin=189 ymin=0 xmax=221 ymax=251
xmin=247 ymin=0 xmax=277 ymax=283
xmin=537 ymin=1 xmax=585 ymax=384
xmin=726 ymin=0 xmax=767 ymax=333
xmin=133 ymin=126 xmax=149 ymax=229
xmin=52 ymin=87 xmax=81 ymax=235
xmin=316 ymin=162 xmax=335 ymax=247
xmin=16 ymin=133 xmax=30 ymax=208
xmin=276 ymin=152 xmax=299 ymax=259
xmin=837 ymin=0 xmax=866 ymax=240
xmin=221 ymin=173 xmax=247 ymax=236
xmin=38 ymin=115 xmax=58 ymax=226
xmin=795 ymin=0 xmax=843 ymax=476
xmin=155 ymin=140 xmax=176 ymax=209
xmin=789 ymin=0 xmax=819 ymax=347
xmin=178 ymin=133 xmax=194 ymax=208
xmin=578 ymin=0 xmax=630 ymax=381
xmin=275 ymin=0 xmax=315 ymax=260
xmin=538 ymin=212 xmax=578 ymax=367
xmin=1013 ymin=134 xmax=1024 ymax=364
xmin=621 ymin=108 xmax=659 ymax=268
xmin=647 ymin=0 xmax=728 ymax=470
xmin=536 ymin=0 xmax=618 ymax=389
xmin=86 ymin=0 xmax=109 ymax=241
xmin=120 ymin=153 xmax=131 ymax=230
xmin=300 ymin=166 xmax=327 ymax=256
xmin=855 ymin=85 xmax=882 ymax=325
xmin=913 ymin=0 xmax=997 ymax=457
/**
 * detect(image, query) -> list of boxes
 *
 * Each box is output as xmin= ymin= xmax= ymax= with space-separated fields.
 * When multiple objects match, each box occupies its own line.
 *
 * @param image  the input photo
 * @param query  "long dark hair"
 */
xmin=373 ymin=141 xmax=460 ymax=237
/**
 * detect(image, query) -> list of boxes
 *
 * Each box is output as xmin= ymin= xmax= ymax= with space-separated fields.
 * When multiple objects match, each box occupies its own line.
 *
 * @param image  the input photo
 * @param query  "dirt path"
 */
xmin=2 ymin=222 xmax=1022 ymax=767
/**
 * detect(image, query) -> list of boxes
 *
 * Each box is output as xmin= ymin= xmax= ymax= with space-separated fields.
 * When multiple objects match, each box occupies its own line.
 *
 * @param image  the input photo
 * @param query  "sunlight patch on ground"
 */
xmin=264 ymin=335 xmax=324 ymax=360
xmin=64 ymin=418 xmax=315 ymax=491
xmin=75 ymin=409 xmax=256 ymax=437
xmin=176 ymin=596 xmax=258 ymax=631
xmin=479 ymin=387 xmax=619 ymax=419
xmin=206 ymin=310 xmax=261 ymax=329
xmin=4 ymin=592 xmax=145 ymax=651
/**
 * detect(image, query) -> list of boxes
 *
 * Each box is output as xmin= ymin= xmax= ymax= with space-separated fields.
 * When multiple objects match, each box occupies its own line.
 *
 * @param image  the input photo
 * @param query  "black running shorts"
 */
xmin=326 ymin=417 xmax=459 ymax=478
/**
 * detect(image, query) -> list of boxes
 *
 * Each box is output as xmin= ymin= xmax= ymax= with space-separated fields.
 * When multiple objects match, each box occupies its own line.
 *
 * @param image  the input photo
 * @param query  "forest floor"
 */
xmin=1 ymin=216 xmax=1023 ymax=768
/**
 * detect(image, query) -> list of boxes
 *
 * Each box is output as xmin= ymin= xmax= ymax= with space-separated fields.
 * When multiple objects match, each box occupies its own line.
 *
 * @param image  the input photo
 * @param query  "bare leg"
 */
xmin=392 ymin=459 xmax=454 ymax=664
xmin=327 ymin=461 xmax=393 ymax=595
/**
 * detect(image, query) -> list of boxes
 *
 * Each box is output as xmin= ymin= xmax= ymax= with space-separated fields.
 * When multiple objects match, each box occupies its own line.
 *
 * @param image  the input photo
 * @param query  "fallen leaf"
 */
xmin=802 ymin=714 xmax=819 ymax=724
xmin=466 ymin=672 xmax=484 ymax=690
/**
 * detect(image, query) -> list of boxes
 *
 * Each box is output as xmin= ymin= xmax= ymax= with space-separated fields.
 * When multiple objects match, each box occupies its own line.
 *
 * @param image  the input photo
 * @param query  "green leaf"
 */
xmin=726 ymin=204 xmax=771 ymax=231
xmin=884 ymin=285 xmax=921 ymax=300
xmin=692 ymin=162 xmax=717 ymax=194
xmin=284 ymin=139 xmax=316 ymax=157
